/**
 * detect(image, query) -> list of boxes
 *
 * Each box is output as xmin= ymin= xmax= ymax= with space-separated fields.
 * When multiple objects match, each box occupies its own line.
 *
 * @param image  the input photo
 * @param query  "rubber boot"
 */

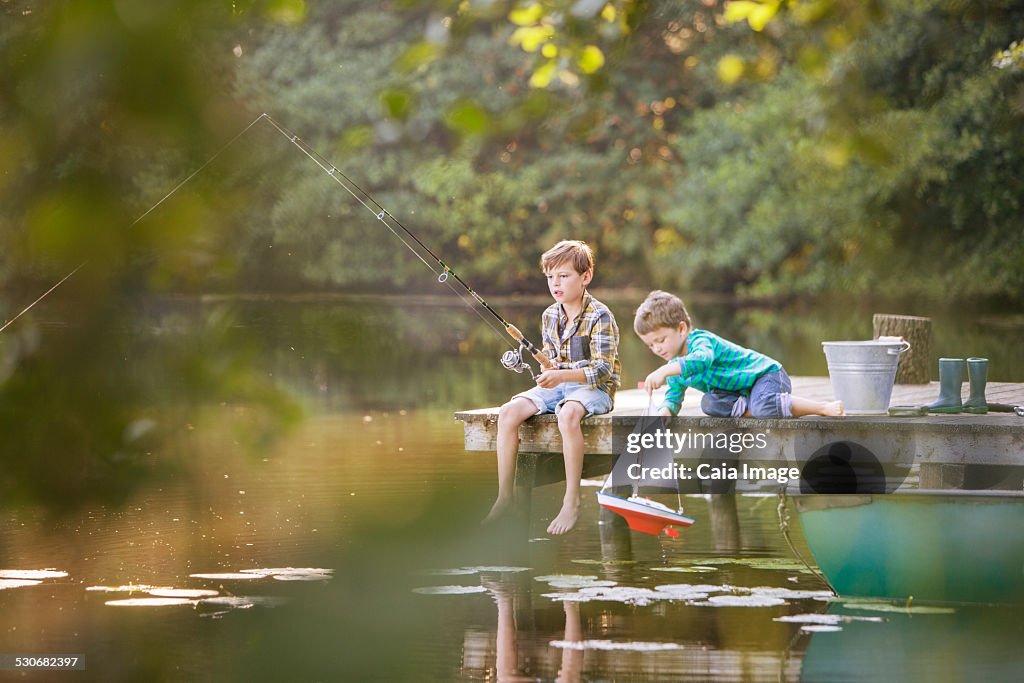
xmin=926 ymin=358 xmax=964 ymax=414
xmin=963 ymin=357 xmax=989 ymax=414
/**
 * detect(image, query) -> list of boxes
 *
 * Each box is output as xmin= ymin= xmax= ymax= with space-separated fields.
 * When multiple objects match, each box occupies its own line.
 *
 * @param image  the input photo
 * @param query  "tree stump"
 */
xmin=872 ymin=314 xmax=932 ymax=384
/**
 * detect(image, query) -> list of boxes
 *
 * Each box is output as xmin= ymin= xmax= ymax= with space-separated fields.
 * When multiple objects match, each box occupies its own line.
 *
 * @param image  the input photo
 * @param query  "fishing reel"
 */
xmin=500 ymin=344 xmax=536 ymax=379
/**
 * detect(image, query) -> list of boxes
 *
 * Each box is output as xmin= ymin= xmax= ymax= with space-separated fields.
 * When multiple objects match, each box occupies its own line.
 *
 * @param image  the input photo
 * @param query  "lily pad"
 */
xmin=550 ymin=639 xmax=682 ymax=652
xmin=775 ymin=613 xmax=884 ymax=625
xmin=190 ymin=573 xmax=265 ymax=581
xmin=412 ymin=585 xmax=488 ymax=595
xmin=656 ymin=583 xmax=736 ymax=594
xmin=774 ymin=614 xmax=843 ymax=625
xmin=272 ymin=574 xmax=331 ymax=582
xmin=86 ymin=584 xmax=162 ymax=593
xmin=746 ymin=587 xmax=835 ymax=600
xmin=668 ymin=558 xmax=817 ymax=574
xmin=0 ymin=569 xmax=69 ymax=580
xmin=703 ymin=595 xmax=788 ymax=607
xmin=106 ymin=598 xmax=196 ymax=607
xmin=0 ymin=579 xmax=42 ymax=590
xmin=149 ymin=588 xmax=220 ymax=598
xmin=841 ymin=602 xmax=955 ymax=615
xmin=651 ymin=566 xmax=716 ymax=574
xmin=570 ymin=559 xmax=637 ymax=566
xmin=541 ymin=592 xmax=595 ymax=602
xmin=577 ymin=586 xmax=664 ymax=606
xmin=535 ymin=574 xmax=598 ymax=584
xmin=460 ymin=566 xmax=531 ymax=574
xmin=801 ymin=625 xmax=843 ymax=633
xmin=240 ymin=567 xmax=333 ymax=579
xmin=547 ymin=579 xmax=617 ymax=589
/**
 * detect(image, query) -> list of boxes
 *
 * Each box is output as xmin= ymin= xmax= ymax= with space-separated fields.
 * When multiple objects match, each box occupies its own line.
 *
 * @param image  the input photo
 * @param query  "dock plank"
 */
xmin=456 ymin=378 xmax=1024 ymax=467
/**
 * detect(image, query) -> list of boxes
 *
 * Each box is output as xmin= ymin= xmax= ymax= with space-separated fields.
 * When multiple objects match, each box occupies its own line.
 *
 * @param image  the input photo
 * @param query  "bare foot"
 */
xmin=822 ymin=400 xmax=845 ymax=416
xmin=482 ymin=496 xmax=512 ymax=525
xmin=546 ymin=499 xmax=579 ymax=535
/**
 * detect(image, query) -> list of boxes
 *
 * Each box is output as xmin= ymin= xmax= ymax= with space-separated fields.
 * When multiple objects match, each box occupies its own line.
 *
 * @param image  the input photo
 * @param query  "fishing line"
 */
xmin=0 ymin=115 xmax=271 ymax=336
xmin=0 ymin=264 xmax=83 ymax=335
xmin=3 ymin=112 xmax=553 ymax=374
xmin=258 ymin=114 xmax=517 ymax=351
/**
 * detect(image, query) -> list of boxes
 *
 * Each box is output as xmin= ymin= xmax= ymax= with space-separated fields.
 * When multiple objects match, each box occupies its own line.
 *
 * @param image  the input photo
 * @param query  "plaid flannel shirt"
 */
xmin=540 ymin=292 xmax=621 ymax=398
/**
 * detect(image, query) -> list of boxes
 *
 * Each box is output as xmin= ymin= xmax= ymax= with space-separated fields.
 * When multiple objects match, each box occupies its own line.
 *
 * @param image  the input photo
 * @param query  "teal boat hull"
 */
xmin=794 ymin=490 xmax=1024 ymax=604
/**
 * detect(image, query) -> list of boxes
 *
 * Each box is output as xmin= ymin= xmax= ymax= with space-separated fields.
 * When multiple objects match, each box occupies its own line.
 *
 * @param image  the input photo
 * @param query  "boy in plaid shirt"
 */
xmin=484 ymin=240 xmax=620 ymax=535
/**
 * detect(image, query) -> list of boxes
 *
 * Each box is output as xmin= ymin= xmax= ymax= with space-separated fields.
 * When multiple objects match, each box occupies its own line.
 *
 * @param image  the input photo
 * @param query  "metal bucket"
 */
xmin=822 ymin=340 xmax=911 ymax=415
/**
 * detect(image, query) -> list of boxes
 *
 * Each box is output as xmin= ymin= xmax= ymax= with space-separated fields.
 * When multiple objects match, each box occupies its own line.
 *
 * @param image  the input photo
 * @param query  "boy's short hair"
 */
xmin=541 ymin=240 xmax=594 ymax=275
xmin=634 ymin=290 xmax=692 ymax=335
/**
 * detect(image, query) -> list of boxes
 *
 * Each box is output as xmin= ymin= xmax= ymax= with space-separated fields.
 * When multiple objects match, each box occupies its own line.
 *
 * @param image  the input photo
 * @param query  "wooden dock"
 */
xmin=456 ymin=378 xmax=1024 ymax=494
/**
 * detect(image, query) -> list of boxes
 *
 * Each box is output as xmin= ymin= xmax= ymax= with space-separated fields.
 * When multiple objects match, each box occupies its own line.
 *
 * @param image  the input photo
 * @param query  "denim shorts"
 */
xmin=700 ymin=369 xmax=794 ymax=418
xmin=514 ymin=382 xmax=614 ymax=418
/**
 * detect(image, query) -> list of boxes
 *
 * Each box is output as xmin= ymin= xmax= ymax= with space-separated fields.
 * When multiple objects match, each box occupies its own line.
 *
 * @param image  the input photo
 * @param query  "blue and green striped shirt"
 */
xmin=661 ymin=329 xmax=782 ymax=415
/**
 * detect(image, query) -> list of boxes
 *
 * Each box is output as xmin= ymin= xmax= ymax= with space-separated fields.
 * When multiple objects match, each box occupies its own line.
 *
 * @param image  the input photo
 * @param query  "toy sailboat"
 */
xmin=596 ymin=407 xmax=696 ymax=538
xmin=596 ymin=491 xmax=695 ymax=538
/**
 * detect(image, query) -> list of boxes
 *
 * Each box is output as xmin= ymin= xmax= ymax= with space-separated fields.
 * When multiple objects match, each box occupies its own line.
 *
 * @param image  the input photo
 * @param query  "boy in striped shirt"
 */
xmin=635 ymin=291 xmax=843 ymax=418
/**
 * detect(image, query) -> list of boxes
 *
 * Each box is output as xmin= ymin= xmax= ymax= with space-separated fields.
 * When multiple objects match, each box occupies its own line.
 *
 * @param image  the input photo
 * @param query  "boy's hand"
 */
xmin=643 ymin=366 xmax=671 ymax=393
xmin=535 ymin=370 xmax=564 ymax=388
xmin=659 ymin=407 xmax=674 ymax=417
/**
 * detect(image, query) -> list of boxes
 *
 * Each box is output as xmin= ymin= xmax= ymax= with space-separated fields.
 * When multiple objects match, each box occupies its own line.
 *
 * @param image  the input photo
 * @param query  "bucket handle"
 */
xmin=888 ymin=340 xmax=912 ymax=355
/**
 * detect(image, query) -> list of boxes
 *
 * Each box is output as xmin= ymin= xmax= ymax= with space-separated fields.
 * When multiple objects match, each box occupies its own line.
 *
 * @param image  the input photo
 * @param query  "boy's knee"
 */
xmin=498 ymin=398 xmax=534 ymax=426
xmin=556 ymin=401 xmax=586 ymax=429
xmin=748 ymin=393 xmax=790 ymax=419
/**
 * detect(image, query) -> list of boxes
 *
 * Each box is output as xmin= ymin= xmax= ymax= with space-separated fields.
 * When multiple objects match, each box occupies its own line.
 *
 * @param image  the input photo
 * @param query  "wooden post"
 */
xmin=708 ymin=495 xmax=741 ymax=552
xmin=873 ymin=314 xmax=932 ymax=384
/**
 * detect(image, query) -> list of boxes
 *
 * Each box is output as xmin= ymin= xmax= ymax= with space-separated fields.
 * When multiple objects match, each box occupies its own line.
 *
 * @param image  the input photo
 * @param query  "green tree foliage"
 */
xmin=230 ymin=0 xmax=1023 ymax=302
xmin=659 ymin=0 xmax=1024 ymax=298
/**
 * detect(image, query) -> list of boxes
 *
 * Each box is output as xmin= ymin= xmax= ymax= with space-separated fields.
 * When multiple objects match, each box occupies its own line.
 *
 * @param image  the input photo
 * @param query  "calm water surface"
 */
xmin=1 ymin=297 xmax=1021 ymax=681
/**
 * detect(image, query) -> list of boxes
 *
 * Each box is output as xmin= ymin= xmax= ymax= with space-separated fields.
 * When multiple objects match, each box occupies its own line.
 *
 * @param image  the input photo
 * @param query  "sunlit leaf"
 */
xmin=723 ymin=0 xmax=780 ymax=31
xmin=509 ymin=25 xmax=556 ymax=52
xmin=529 ymin=59 xmax=558 ymax=88
xmin=509 ymin=3 xmax=545 ymax=26
xmin=717 ymin=54 xmax=746 ymax=84
xmin=577 ymin=45 xmax=605 ymax=74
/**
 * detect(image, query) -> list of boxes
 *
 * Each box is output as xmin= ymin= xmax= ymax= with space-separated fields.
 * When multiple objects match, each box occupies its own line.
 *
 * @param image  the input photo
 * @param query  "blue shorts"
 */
xmin=700 ymin=369 xmax=794 ymax=418
xmin=514 ymin=382 xmax=613 ymax=418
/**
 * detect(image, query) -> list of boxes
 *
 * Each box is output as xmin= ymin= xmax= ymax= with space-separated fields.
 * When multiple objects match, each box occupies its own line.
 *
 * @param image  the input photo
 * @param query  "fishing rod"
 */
xmin=257 ymin=113 xmax=555 ymax=377
xmin=2 ymin=113 xmax=556 ymax=377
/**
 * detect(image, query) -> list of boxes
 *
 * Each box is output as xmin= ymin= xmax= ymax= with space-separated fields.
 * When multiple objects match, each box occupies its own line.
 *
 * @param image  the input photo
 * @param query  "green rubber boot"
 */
xmin=963 ymin=357 xmax=989 ymax=414
xmin=927 ymin=358 xmax=964 ymax=414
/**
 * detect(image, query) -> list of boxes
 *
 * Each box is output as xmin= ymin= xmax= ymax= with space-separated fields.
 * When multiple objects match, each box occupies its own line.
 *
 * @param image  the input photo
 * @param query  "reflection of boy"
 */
xmin=483 ymin=240 xmax=620 ymax=535
xmin=635 ymin=291 xmax=843 ymax=418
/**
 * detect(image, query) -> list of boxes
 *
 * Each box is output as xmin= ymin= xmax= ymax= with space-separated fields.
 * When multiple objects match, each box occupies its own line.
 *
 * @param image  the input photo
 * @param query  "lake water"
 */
xmin=1 ymin=296 xmax=1021 ymax=681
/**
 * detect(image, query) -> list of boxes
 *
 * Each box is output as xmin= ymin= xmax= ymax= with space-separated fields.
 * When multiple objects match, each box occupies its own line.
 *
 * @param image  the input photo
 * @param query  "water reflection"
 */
xmin=1 ymin=298 xmax=1022 ymax=680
